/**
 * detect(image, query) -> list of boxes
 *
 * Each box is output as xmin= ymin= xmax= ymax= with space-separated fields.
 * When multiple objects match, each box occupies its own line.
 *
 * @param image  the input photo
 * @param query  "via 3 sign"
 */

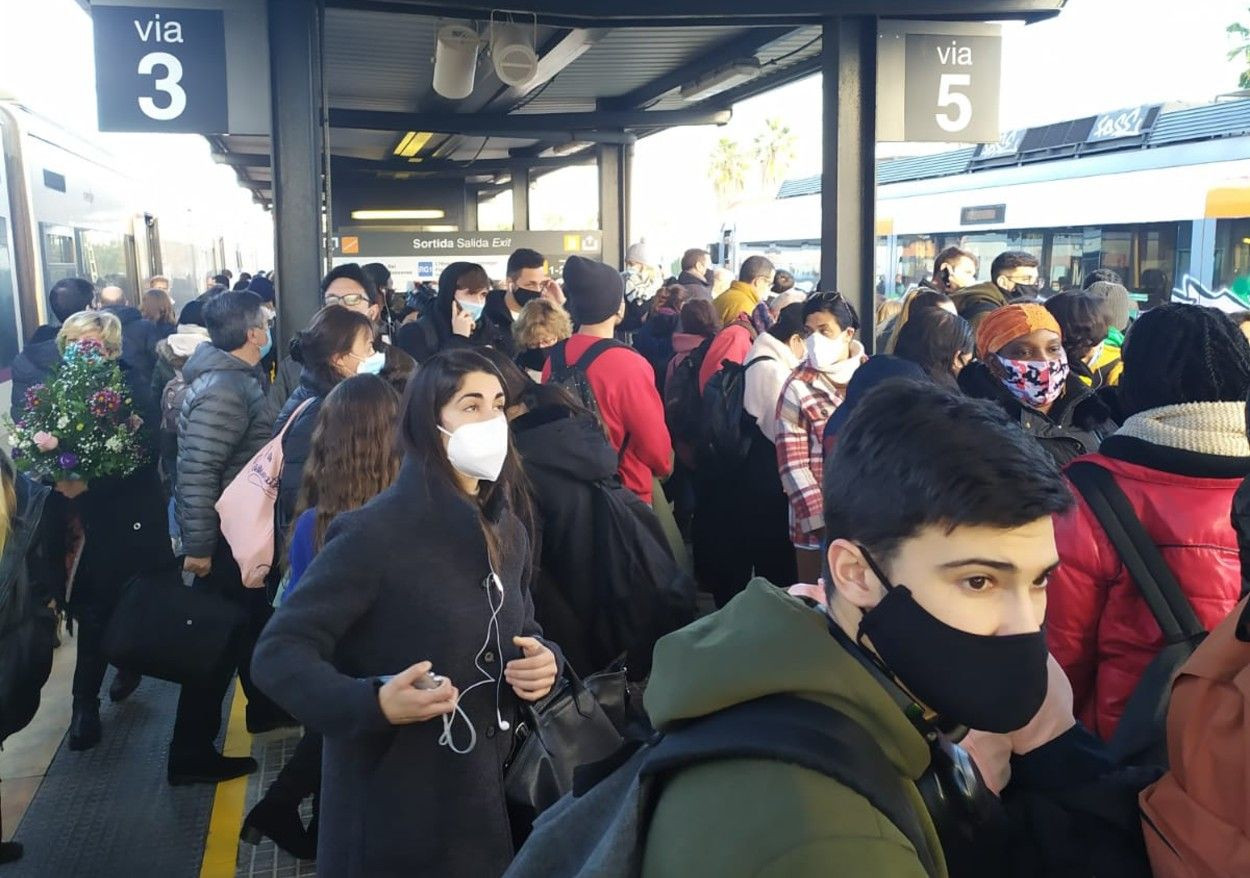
xmin=93 ymin=6 xmax=228 ymax=133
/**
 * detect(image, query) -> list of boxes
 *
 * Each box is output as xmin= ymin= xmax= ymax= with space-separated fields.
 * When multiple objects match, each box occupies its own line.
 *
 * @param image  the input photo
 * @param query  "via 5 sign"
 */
xmin=94 ymin=6 xmax=228 ymax=133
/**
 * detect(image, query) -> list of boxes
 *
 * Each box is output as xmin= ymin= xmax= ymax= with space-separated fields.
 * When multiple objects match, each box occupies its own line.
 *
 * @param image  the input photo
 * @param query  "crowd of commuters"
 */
xmin=3 ymin=242 xmax=1250 ymax=878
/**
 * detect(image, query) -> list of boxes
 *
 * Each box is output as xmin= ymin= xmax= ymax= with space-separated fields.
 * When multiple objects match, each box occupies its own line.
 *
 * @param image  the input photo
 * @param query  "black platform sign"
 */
xmin=94 ymin=6 xmax=228 ymax=133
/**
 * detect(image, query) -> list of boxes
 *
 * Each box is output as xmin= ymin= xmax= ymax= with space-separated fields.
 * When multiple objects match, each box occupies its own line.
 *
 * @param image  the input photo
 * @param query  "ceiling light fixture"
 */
xmin=550 ymin=140 xmax=592 ymax=156
xmin=680 ymin=58 xmax=761 ymax=102
xmin=350 ymin=209 xmax=447 ymax=220
xmin=393 ymin=131 xmax=434 ymax=157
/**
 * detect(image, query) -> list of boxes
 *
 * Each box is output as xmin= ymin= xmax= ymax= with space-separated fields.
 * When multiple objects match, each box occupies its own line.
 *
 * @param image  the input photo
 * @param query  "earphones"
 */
xmin=438 ymin=569 xmax=511 ymax=754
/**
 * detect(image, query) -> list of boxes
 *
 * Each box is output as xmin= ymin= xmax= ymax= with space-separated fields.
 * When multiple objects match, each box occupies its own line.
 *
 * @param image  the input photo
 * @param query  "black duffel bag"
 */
xmin=102 ymin=564 xmax=247 ymax=689
xmin=505 ymin=664 xmax=635 ymax=832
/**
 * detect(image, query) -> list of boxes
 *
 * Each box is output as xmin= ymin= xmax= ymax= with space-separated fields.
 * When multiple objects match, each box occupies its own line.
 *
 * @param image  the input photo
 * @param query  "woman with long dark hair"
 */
xmin=253 ymin=349 xmax=560 ymax=876
xmin=273 ymin=305 xmax=378 ymax=535
xmin=893 ymin=306 xmax=974 ymax=389
xmin=242 ymin=374 xmax=402 ymax=859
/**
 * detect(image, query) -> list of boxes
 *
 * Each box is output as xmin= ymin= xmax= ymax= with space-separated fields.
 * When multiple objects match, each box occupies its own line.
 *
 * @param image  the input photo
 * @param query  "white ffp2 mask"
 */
xmin=438 ymin=415 xmax=509 ymax=481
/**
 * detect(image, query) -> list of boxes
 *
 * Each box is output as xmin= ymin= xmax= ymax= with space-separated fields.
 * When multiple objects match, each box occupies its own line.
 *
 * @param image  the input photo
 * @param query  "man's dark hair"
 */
xmin=205 ymin=290 xmax=264 ymax=352
xmin=767 ymin=302 xmax=807 ymax=343
xmin=321 ymin=263 xmax=380 ymax=305
xmin=824 ymin=381 xmax=1072 ymax=587
xmin=933 ymin=246 xmax=976 ymax=279
xmin=507 ymin=248 xmax=545 ymax=280
xmin=681 ymin=248 xmax=710 ymax=271
xmin=739 ymin=255 xmax=775 ymax=284
xmin=990 ymin=250 xmax=1039 ymax=281
xmin=1045 ymin=291 xmax=1109 ymax=366
xmin=1083 ymin=268 xmax=1123 ymax=289
xmin=679 ymin=299 xmax=720 ymax=338
xmin=1119 ymin=303 xmax=1250 ymax=418
xmin=48 ymin=277 xmax=96 ymax=323
xmin=213 ymin=273 xmax=231 ymax=287
xmin=803 ymin=291 xmax=860 ymax=332
xmin=772 ymin=270 xmax=796 ymax=294
xmin=893 ymin=309 xmax=974 ymax=389
xmin=362 ymin=262 xmax=392 ymax=291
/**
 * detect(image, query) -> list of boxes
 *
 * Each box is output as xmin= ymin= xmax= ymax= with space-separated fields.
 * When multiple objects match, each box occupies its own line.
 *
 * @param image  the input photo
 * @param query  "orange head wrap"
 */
xmin=976 ymin=303 xmax=1062 ymax=359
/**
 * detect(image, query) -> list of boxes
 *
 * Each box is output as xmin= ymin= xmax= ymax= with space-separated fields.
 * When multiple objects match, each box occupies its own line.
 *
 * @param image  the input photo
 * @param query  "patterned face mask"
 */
xmin=995 ymin=348 xmax=1069 ymax=409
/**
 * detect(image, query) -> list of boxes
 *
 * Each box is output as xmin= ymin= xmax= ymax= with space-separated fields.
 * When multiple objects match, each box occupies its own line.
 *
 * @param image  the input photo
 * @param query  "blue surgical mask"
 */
xmin=258 ymin=327 xmax=273 ymax=359
xmin=356 ymin=350 xmax=386 ymax=375
xmin=457 ymin=298 xmax=485 ymax=322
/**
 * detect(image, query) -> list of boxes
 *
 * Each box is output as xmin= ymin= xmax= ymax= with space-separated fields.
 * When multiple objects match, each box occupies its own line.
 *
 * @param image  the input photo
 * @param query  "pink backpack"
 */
xmin=215 ymin=399 xmax=314 ymax=588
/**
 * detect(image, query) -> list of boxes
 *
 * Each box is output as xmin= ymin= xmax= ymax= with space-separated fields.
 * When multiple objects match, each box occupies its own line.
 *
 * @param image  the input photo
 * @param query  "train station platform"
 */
xmin=1 ymin=639 xmax=316 ymax=878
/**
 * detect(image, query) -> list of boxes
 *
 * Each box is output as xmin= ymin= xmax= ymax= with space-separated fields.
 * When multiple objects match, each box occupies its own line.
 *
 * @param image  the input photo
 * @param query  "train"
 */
xmin=0 ymin=99 xmax=272 ymax=385
xmin=723 ymin=98 xmax=1250 ymax=312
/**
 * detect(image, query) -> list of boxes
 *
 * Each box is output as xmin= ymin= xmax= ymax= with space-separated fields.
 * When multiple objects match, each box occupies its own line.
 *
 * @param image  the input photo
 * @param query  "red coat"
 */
xmin=1048 ymin=437 xmax=1248 ymax=741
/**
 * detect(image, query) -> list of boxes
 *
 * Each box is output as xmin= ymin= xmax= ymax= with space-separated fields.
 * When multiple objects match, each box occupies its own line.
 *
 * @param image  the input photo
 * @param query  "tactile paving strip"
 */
xmin=236 ymin=731 xmax=317 ymax=878
xmin=7 ymin=671 xmax=221 ymax=878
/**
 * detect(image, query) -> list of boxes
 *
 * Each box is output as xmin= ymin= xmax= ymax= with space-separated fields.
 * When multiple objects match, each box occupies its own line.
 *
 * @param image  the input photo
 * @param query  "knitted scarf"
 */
xmin=1115 ymin=401 xmax=1250 ymax=458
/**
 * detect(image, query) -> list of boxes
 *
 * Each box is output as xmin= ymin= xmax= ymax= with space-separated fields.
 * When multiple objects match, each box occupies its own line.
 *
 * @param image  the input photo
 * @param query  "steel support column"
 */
xmin=598 ymin=144 xmax=628 ymax=269
xmin=268 ymin=0 xmax=325 ymax=347
xmin=820 ymin=16 xmax=877 ymax=349
xmin=512 ymin=168 xmax=530 ymax=231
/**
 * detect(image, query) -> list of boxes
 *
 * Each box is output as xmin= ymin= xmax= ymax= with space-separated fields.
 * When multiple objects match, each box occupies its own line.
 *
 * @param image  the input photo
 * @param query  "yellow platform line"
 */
xmin=199 ymin=684 xmax=252 ymax=878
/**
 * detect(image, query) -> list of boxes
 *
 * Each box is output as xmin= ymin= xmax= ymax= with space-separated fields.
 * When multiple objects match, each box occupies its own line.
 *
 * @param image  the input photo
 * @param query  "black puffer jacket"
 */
xmin=395 ymin=264 xmax=515 ymax=364
xmin=958 ymin=360 xmax=1119 ymax=467
xmin=273 ymin=369 xmax=334 ymax=535
xmin=175 ymin=344 xmax=273 ymax=558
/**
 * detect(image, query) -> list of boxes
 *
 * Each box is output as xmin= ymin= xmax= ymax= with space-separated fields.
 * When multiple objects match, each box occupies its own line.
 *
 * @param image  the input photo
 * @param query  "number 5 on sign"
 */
xmin=935 ymin=73 xmax=971 ymax=133
xmin=137 ymin=51 xmax=187 ymax=121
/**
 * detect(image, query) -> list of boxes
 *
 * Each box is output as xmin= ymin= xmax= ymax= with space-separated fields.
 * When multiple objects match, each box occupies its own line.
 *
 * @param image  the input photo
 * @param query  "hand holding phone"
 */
xmin=378 ymin=661 xmax=457 ymax=725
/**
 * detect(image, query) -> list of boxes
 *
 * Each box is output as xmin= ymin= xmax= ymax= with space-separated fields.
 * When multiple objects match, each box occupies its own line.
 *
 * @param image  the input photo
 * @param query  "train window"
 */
xmin=40 ymin=224 xmax=77 ymax=285
xmin=78 ymin=228 xmax=131 ymax=291
xmin=0 ymin=218 xmax=21 ymax=368
xmin=1214 ymin=218 xmax=1250 ymax=296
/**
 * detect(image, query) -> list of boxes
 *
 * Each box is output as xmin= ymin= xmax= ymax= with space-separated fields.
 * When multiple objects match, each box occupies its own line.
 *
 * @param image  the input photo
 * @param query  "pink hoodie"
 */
xmin=787 ymin=582 xmax=1076 ymax=795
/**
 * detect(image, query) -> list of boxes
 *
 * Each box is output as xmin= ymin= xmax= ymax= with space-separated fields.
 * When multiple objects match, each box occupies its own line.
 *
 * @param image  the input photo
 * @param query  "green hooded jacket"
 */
xmin=641 ymin=580 xmax=947 ymax=878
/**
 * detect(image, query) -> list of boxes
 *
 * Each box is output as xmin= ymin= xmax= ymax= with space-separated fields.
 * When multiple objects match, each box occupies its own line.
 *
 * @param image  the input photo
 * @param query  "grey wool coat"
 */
xmin=252 ymin=457 xmax=559 ymax=878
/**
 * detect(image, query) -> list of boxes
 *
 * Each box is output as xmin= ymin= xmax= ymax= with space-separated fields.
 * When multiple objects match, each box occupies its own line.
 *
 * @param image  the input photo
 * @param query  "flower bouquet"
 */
xmin=7 ymin=338 xmax=146 ymax=483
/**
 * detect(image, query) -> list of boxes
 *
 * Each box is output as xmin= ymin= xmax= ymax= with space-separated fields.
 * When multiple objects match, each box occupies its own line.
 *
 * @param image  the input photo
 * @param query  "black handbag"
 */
xmin=102 ymin=565 xmax=248 ymax=689
xmin=504 ymin=665 xmax=631 ymax=828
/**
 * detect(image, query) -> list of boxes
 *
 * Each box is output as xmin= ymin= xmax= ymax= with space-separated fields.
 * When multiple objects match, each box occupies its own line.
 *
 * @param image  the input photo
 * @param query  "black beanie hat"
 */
xmin=563 ymin=255 xmax=624 ymax=325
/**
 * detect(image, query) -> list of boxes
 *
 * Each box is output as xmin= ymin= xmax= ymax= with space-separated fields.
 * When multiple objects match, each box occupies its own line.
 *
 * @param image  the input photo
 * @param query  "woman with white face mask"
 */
xmin=774 ymin=292 xmax=866 ymax=583
xmin=253 ymin=348 xmax=561 ymax=876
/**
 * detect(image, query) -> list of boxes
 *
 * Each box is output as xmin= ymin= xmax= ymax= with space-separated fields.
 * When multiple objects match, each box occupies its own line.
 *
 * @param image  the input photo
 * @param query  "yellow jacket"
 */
xmin=1080 ymin=341 xmax=1123 ymax=388
xmin=714 ymin=281 xmax=762 ymax=326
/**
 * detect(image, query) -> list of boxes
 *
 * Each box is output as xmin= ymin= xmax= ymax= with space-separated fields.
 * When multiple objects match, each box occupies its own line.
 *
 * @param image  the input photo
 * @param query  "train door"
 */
xmin=0 ymin=216 xmax=21 ymax=372
xmin=40 ymin=222 xmax=78 ymax=286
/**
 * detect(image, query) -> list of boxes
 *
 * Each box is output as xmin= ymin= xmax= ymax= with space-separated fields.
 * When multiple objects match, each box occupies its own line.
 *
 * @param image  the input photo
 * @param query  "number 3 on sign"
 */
xmin=935 ymin=73 xmax=971 ymax=133
xmin=137 ymin=51 xmax=187 ymax=121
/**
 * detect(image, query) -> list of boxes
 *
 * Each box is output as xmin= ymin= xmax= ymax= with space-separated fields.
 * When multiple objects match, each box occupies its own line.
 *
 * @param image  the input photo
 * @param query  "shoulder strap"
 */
xmin=642 ymin=694 xmax=938 ymax=878
xmin=275 ymin=397 xmax=316 ymax=444
xmin=1067 ymin=461 xmax=1205 ymax=643
xmin=548 ymin=339 xmax=570 ymax=379
xmin=744 ymin=355 xmax=774 ymax=370
xmin=579 ymin=338 xmax=625 ymax=371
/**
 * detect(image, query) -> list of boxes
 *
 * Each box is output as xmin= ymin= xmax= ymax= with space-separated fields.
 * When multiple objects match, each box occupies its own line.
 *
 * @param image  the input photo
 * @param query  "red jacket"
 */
xmin=1048 ymin=433 xmax=1248 ymax=741
xmin=543 ymin=334 xmax=672 ymax=503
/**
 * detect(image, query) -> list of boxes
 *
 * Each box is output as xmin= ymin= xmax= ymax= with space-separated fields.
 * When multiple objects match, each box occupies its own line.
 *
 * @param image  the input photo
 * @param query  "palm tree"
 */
xmin=1230 ymin=10 xmax=1250 ymax=89
xmin=707 ymin=137 xmax=749 ymax=207
xmin=753 ymin=118 xmax=799 ymax=191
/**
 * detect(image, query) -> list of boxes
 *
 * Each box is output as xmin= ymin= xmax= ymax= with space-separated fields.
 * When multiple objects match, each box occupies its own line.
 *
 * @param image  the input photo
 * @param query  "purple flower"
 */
xmin=58 ymin=452 xmax=79 ymax=471
xmin=11 ymin=447 xmax=23 ymax=460
xmin=89 ymin=388 xmax=122 ymax=416
xmin=24 ymin=384 xmax=44 ymax=408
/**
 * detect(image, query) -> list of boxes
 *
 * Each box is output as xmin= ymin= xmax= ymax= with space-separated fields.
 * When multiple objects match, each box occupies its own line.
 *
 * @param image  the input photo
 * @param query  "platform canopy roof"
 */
xmin=200 ymin=0 xmax=1065 ymax=205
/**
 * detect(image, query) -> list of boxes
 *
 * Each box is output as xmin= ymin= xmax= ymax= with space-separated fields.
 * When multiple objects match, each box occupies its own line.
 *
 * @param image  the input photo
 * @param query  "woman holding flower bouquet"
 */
xmin=9 ymin=311 xmax=171 ymax=751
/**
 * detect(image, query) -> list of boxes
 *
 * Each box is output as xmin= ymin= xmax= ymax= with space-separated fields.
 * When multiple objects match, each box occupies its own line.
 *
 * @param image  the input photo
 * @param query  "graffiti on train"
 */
xmin=1172 ymin=275 xmax=1250 ymax=313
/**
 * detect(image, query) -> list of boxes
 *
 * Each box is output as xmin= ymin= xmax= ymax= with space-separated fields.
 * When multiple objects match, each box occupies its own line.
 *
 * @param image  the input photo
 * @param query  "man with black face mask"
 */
xmin=991 ymin=250 xmax=1042 ymax=302
xmin=641 ymin=381 xmax=1072 ymax=878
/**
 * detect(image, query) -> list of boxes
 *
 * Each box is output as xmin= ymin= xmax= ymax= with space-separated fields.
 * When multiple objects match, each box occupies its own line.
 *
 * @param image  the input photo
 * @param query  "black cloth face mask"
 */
xmin=855 ymin=547 xmax=1049 ymax=734
xmin=513 ymin=287 xmax=542 ymax=307
xmin=516 ymin=346 xmax=550 ymax=373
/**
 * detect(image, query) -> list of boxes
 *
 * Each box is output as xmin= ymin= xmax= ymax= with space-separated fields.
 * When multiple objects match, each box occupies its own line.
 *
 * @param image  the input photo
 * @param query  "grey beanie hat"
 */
xmin=1087 ymin=281 xmax=1132 ymax=332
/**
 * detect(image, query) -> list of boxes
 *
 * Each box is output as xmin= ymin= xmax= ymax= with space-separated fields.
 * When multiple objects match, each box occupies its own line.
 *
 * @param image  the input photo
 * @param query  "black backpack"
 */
xmin=504 ymin=694 xmax=940 ymax=878
xmin=699 ymin=354 xmax=773 ymax=471
xmin=662 ymin=338 xmax=713 ymax=445
xmin=1066 ymin=461 xmax=1208 ymax=767
xmin=588 ymin=480 xmax=695 ymax=679
xmin=548 ymin=339 xmax=629 ymax=429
